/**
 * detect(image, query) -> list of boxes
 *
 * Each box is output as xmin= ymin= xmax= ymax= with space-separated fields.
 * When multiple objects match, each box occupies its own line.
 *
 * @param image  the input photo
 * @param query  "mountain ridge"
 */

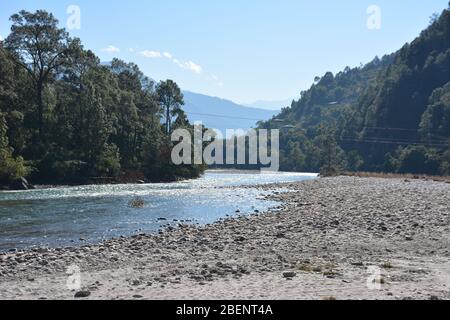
xmin=182 ymin=91 xmax=278 ymax=134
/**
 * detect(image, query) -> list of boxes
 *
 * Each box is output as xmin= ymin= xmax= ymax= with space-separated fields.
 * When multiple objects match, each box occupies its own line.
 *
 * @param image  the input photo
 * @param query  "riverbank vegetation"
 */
xmin=0 ymin=10 xmax=205 ymax=189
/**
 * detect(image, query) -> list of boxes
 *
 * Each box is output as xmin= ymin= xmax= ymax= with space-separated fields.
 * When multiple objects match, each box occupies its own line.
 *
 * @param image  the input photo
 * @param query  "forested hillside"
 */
xmin=260 ymin=5 xmax=450 ymax=176
xmin=0 ymin=10 xmax=205 ymax=189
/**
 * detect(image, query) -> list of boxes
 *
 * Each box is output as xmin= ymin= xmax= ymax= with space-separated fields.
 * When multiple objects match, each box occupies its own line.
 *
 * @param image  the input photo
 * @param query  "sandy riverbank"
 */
xmin=0 ymin=176 xmax=449 ymax=300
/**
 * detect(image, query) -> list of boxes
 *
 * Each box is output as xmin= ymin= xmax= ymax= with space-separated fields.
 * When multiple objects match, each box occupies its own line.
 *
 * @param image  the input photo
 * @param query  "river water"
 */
xmin=0 ymin=170 xmax=317 ymax=251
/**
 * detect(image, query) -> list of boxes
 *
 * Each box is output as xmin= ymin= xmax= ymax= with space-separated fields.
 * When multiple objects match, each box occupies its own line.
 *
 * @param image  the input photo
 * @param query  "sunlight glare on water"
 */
xmin=0 ymin=170 xmax=317 ymax=251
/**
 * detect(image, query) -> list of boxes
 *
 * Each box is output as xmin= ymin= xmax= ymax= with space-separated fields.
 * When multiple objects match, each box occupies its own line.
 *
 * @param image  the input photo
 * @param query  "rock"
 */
xmin=283 ymin=271 xmax=297 ymax=278
xmin=351 ymin=262 xmax=364 ymax=267
xmin=74 ymin=290 xmax=91 ymax=298
xmin=137 ymin=180 xmax=145 ymax=184
xmin=131 ymin=280 xmax=141 ymax=286
xmin=234 ymin=236 xmax=246 ymax=242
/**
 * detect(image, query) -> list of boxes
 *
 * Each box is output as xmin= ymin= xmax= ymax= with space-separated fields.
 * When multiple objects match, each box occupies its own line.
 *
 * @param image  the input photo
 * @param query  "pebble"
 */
xmin=74 ymin=291 xmax=91 ymax=298
xmin=283 ymin=271 xmax=296 ymax=278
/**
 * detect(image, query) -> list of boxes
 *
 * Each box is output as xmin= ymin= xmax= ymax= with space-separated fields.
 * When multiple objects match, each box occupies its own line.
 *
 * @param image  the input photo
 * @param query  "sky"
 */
xmin=1 ymin=0 xmax=449 ymax=105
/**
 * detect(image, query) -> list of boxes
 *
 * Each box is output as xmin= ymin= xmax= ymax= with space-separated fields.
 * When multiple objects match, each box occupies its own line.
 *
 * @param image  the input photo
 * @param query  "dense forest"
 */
xmin=260 ymin=4 xmax=450 ymax=176
xmin=0 ymin=10 xmax=205 ymax=189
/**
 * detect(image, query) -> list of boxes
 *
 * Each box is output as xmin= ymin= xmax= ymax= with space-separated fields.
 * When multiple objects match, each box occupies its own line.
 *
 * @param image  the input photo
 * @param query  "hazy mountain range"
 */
xmin=182 ymin=91 xmax=278 ymax=135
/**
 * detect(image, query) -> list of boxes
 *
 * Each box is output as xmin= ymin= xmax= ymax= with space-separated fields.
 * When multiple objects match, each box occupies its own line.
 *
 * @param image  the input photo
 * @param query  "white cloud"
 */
xmin=170 ymin=57 xmax=202 ymax=74
xmin=128 ymin=48 xmax=135 ymax=53
xmin=102 ymin=45 xmax=120 ymax=53
xmin=183 ymin=61 xmax=203 ymax=74
xmin=139 ymin=50 xmax=162 ymax=58
xmin=136 ymin=49 xmax=204 ymax=75
xmin=163 ymin=52 xmax=173 ymax=59
xmin=208 ymin=74 xmax=224 ymax=87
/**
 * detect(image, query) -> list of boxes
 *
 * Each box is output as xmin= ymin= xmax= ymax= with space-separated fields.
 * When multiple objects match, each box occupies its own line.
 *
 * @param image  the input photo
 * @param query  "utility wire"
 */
xmin=339 ymin=138 xmax=450 ymax=148
xmin=183 ymin=111 xmax=450 ymax=145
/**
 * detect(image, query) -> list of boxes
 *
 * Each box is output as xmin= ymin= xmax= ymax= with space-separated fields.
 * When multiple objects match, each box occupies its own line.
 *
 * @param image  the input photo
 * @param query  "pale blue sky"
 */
xmin=1 ymin=0 xmax=448 ymax=104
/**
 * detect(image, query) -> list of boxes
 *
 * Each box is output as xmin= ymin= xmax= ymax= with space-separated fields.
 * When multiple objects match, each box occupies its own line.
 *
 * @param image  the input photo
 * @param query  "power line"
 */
xmin=185 ymin=112 xmax=265 ymax=122
xmin=340 ymin=135 xmax=450 ymax=144
xmin=352 ymin=126 xmax=450 ymax=136
xmin=184 ymin=110 xmax=450 ymax=136
xmin=339 ymin=138 xmax=450 ymax=148
xmin=182 ymin=111 xmax=450 ymax=142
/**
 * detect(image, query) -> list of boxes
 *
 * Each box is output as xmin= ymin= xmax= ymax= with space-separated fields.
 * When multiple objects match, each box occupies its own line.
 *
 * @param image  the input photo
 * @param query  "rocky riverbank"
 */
xmin=0 ymin=176 xmax=449 ymax=300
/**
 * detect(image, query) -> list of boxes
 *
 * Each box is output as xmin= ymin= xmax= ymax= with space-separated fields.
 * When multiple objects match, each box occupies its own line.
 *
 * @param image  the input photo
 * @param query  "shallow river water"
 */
xmin=0 ymin=170 xmax=317 ymax=251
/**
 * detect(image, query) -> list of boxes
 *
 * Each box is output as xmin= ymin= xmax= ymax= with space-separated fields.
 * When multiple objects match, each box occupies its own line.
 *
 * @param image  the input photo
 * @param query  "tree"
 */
xmin=390 ymin=146 xmax=442 ymax=175
xmin=315 ymin=127 xmax=347 ymax=176
xmin=156 ymin=80 xmax=184 ymax=134
xmin=0 ymin=112 xmax=29 ymax=184
xmin=5 ymin=10 xmax=74 ymax=139
xmin=63 ymin=41 xmax=99 ymax=144
xmin=1 ymin=9 xmax=205 ymax=186
xmin=346 ymin=150 xmax=364 ymax=171
xmin=420 ymin=82 xmax=450 ymax=139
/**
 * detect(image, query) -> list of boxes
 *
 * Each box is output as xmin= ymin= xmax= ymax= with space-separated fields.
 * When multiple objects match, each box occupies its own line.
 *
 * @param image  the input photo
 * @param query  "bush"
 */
xmin=0 ymin=151 xmax=30 ymax=184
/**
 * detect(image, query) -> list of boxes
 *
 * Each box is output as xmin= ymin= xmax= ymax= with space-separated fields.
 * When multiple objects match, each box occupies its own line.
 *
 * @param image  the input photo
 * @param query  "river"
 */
xmin=0 ymin=170 xmax=317 ymax=251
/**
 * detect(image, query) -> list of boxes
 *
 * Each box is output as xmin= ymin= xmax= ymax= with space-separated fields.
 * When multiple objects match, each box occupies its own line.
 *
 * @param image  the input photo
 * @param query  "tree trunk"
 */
xmin=78 ymin=83 xmax=83 ymax=146
xmin=166 ymin=105 xmax=170 ymax=134
xmin=36 ymin=80 xmax=44 ymax=138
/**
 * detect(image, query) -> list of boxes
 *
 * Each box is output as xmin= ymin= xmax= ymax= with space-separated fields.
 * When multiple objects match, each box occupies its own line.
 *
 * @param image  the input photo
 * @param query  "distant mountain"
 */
xmin=245 ymin=98 xmax=294 ymax=111
xmin=182 ymin=91 xmax=278 ymax=135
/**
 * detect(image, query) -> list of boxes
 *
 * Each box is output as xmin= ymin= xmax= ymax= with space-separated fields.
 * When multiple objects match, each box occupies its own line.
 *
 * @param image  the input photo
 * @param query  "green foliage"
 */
xmin=0 ymin=10 xmax=205 ymax=187
xmin=316 ymin=127 xmax=347 ymax=176
xmin=156 ymin=80 xmax=184 ymax=134
xmin=387 ymin=146 xmax=442 ymax=175
xmin=420 ymin=82 xmax=450 ymax=139
xmin=0 ymin=113 xmax=29 ymax=184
